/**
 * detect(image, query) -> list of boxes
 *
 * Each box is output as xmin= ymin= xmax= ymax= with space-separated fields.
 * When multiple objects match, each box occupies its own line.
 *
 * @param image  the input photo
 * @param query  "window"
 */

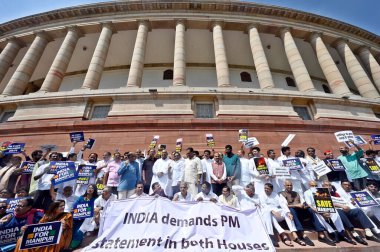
xmin=196 ymin=104 xmax=214 ymax=118
xmin=163 ymin=69 xmax=173 ymax=80
xmin=322 ymin=84 xmax=331 ymax=94
xmin=0 ymin=111 xmax=15 ymax=123
xmin=286 ymin=77 xmax=296 ymax=87
xmin=91 ymin=105 xmax=111 ymax=120
xmin=293 ymin=106 xmax=312 ymax=120
xmin=240 ymin=72 xmax=252 ymax=82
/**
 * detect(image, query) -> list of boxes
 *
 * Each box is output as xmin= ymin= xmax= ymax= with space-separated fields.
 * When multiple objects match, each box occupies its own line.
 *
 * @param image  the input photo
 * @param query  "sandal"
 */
xmin=293 ymin=238 xmax=306 ymax=246
xmin=282 ymin=236 xmax=294 ymax=247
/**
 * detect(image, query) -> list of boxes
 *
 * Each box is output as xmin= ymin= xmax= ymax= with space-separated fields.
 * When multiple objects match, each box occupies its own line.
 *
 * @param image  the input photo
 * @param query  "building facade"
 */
xmin=0 ymin=0 xmax=379 ymax=155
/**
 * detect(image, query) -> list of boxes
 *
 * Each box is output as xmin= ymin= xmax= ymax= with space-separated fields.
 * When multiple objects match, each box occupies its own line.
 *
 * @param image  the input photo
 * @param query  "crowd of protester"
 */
xmin=0 ymin=138 xmax=380 ymax=251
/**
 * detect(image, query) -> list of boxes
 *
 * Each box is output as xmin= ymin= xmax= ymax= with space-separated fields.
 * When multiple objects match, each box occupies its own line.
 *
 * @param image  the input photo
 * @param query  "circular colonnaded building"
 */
xmin=0 ymin=0 xmax=379 ymax=155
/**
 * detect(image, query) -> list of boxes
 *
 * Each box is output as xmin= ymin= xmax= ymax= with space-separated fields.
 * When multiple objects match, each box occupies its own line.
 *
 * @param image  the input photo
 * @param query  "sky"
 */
xmin=0 ymin=0 xmax=379 ymax=35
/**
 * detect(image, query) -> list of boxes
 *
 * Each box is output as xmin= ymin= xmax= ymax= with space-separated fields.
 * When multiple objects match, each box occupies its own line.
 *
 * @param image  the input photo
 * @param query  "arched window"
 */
xmin=163 ymin=69 xmax=173 ymax=80
xmin=322 ymin=84 xmax=331 ymax=93
xmin=240 ymin=72 xmax=252 ymax=82
xmin=285 ymin=77 xmax=296 ymax=87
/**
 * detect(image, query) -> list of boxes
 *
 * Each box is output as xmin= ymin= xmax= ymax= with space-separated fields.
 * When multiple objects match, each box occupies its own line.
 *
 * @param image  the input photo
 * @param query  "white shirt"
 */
xmin=195 ymin=191 xmax=219 ymax=202
xmin=183 ymin=157 xmax=202 ymax=183
xmin=35 ymin=163 xmax=54 ymax=190
xmin=259 ymin=192 xmax=290 ymax=213
xmin=219 ymin=194 xmax=239 ymax=209
xmin=232 ymin=185 xmax=261 ymax=211
xmin=56 ymin=194 xmax=79 ymax=212
xmin=201 ymin=158 xmax=213 ymax=183
xmin=174 ymin=192 xmax=194 ymax=202
xmin=240 ymin=157 xmax=253 ymax=186
xmin=170 ymin=159 xmax=185 ymax=186
xmin=96 ymin=159 xmax=112 ymax=179
xmin=150 ymin=158 xmax=171 ymax=195
xmin=94 ymin=193 xmax=117 ymax=216
xmin=129 ymin=192 xmax=148 ymax=199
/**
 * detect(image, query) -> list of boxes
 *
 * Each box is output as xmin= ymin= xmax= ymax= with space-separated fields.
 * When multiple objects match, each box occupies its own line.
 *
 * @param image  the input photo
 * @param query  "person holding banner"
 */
xmin=195 ymin=181 xmax=218 ymax=203
xmin=323 ymin=180 xmax=380 ymax=244
xmin=219 ymin=185 xmax=239 ymax=209
xmin=33 ymin=152 xmax=60 ymax=211
xmin=277 ymin=147 xmax=304 ymax=195
xmin=303 ymin=181 xmax=356 ymax=245
xmin=75 ymin=153 xmax=98 ymax=197
xmin=172 ymin=182 xmax=194 ymax=202
xmin=14 ymin=200 xmax=73 ymax=252
xmin=338 ymin=142 xmax=368 ymax=190
xmin=94 ymin=186 xmax=117 ymax=227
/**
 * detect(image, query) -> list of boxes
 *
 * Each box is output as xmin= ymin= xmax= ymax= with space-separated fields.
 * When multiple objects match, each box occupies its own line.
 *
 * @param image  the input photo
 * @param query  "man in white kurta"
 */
xmin=196 ymin=181 xmax=219 ymax=202
xmin=259 ymin=183 xmax=298 ymax=241
xmin=201 ymin=150 xmax=213 ymax=184
xmin=277 ymin=147 xmax=304 ymax=196
xmin=238 ymin=150 xmax=254 ymax=187
xmin=150 ymin=150 xmax=172 ymax=197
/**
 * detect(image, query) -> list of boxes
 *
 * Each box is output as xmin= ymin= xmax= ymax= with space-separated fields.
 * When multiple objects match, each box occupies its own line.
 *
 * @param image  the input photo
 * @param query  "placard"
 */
xmin=96 ymin=178 xmax=104 ymax=195
xmin=6 ymin=197 xmax=33 ymax=214
xmin=69 ymin=131 xmax=85 ymax=142
xmin=282 ymin=158 xmax=303 ymax=171
xmin=243 ymin=137 xmax=259 ymax=148
xmin=274 ymin=167 xmax=291 ymax=178
xmin=85 ymin=138 xmax=96 ymax=149
xmin=175 ymin=138 xmax=183 ymax=152
xmin=281 ymin=134 xmax=295 ymax=147
xmin=324 ymin=159 xmax=346 ymax=172
xmin=313 ymin=162 xmax=332 ymax=177
xmin=331 ymin=196 xmax=349 ymax=207
xmin=365 ymin=158 xmax=380 ymax=174
xmin=0 ymin=224 xmax=23 ymax=246
xmin=77 ymin=164 xmax=96 ymax=185
xmin=3 ymin=142 xmax=25 ymax=154
xmin=50 ymin=162 xmax=78 ymax=186
xmin=0 ymin=141 xmax=12 ymax=152
xmin=205 ymin=133 xmax=215 ymax=147
xmin=238 ymin=129 xmax=248 ymax=142
xmin=19 ymin=161 xmax=35 ymax=174
xmin=371 ymin=134 xmax=380 ymax=145
xmin=73 ymin=200 xmax=94 ymax=220
xmin=19 ymin=221 xmax=62 ymax=250
xmin=350 ymin=191 xmax=379 ymax=208
xmin=254 ymin=157 xmax=269 ymax=175
xmin=313 ymin=187 xmax=335 ymax=213
xmin=149 ymin=135 xmax=160 ymax=149
xmin=334 ymin=130 xmax=355 ymax=143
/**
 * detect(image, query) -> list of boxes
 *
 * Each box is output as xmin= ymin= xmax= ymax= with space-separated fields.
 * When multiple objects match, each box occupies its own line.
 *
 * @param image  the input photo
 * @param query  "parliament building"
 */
xmin=0 ymin=0 xmax=379 ymax=154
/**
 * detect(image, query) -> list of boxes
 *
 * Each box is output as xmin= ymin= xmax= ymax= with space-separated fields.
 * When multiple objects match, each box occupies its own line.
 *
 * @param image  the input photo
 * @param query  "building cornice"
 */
xmin=0 ymin=0 xmax=378 ymax=47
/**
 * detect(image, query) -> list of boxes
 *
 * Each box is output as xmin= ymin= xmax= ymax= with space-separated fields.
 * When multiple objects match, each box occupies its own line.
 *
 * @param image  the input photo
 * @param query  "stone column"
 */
xmin=2 ymin=32 xmax=50 ymax=96
xmin=0 ymin=39 xmax=22 ymax=87
xmin=127 ymin=21 xmax=149 ymax=87
xmin=173 ymin=20 xmax=186 ymax=86
xmin=81 ymin=23 xmax=113 ymax=90
xmin=248 ymin=24 xmax=274 ymax=89
xmin=335 ymin=39 xmax=379 ymax=99
xmin=212 ymin=22 xmax=230 ymax=87
xmin=40 ymin=27 xmax=81 ymax=92
xmin=280 ymin=28 xmax=315 ymax=92
xmin=357 ymin=46 xmax=380 ymax=92
xmin=309 ymin=33 xmax=351 ymax=96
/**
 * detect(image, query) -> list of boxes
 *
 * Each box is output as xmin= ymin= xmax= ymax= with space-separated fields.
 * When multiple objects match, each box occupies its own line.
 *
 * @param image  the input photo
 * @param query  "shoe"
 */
xmin=270 ymin=235 xmax=279 ymax=247
xmin=353 ymin=236 xmax=368 ymax=245
xmin=318 ymin=236 xmax=336 ymax=246
xmin=341 ymin=236 xmax=356 ymax=245
xmin=293 ymin=238 xmax=306 ymax=246
xmin=302 ymin=236 xmax=315 ymax=246
xmin=366 ymin=235 xmax=380 ymax=243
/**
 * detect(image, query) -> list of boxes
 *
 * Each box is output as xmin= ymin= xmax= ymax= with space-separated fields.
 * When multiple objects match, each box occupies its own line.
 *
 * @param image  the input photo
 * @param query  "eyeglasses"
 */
xmin=16 ymin=204 xmax=26 ymax=208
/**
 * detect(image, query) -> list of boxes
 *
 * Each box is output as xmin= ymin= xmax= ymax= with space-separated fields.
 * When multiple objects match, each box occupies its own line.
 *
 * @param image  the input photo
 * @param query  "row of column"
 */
xmin=0 ymin=21 xmax=380 ymax=99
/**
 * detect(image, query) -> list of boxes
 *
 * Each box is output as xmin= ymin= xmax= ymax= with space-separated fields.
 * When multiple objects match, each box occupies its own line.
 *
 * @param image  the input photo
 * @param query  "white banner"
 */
xmin=313 ymin=162 xmax=332 ymax=177
xmin=84 ymin=197 xmax=274 ymax=252
xmin=334 ymin=130 xmax=354 ymax=143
